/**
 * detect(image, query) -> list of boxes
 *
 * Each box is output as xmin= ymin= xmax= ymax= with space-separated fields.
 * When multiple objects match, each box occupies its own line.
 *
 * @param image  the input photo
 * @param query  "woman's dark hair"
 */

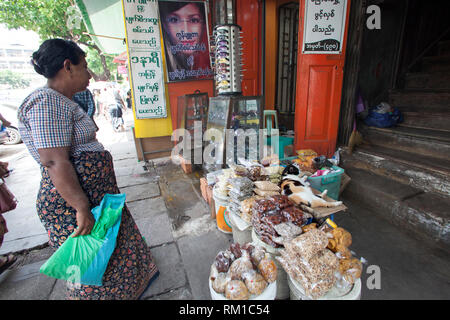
xmin=31 ymin=39 xmax=86 ymax=79
xmin=159 ymin=2 xmax=206 ymax=25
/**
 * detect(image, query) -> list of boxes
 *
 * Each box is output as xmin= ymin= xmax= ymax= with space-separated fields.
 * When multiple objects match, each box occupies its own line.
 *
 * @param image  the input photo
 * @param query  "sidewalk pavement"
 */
xmin=0 ymin=111 xmax=449 ymax=300
xmin=0 ymin=112 xmax=232 ymax=300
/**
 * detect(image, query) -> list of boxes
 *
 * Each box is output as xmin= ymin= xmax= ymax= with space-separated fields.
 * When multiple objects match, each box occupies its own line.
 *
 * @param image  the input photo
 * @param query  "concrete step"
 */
xmin=359 ymin=124 xmax=450 ymax=161
xmin=421 ymin=54 xmax=450 ymax=72
xmin=389 ymin=90 xmax=450 ymax=109
xmin=340 ymin=166 xmax=450 ymax=249
xmin=405 ymin=72 xmax=450 ymax=90
xmin=438 ymin=40 xmax=450 ymax=56
xmin=343 ymin=144 xmax=450 ymax=196
xmin=396 ymin=108 xmax=450 ymax=132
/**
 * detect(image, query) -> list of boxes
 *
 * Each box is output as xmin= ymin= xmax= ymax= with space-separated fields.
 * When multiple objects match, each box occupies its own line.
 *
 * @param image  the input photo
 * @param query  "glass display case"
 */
xmin=205 ymin=95 xmax=264 ymax=169
xmin=177 ymin=91 xmax=209 ymax=162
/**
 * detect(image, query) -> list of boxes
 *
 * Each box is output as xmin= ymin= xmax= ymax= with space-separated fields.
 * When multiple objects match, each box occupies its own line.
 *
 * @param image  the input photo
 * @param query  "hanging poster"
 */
xmin=158 ymin=1 xmax=213 ymax=82
xmin=302 ymin=0 xmax=348 ymax=54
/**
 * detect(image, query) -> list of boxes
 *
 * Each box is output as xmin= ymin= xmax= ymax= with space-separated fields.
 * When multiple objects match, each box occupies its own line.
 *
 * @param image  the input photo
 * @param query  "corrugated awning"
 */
xmin=75 ymin=0 xmax=126 ymax=54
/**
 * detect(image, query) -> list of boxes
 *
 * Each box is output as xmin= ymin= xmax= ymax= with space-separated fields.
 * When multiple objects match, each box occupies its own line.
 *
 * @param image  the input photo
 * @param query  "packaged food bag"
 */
xmin=39 ymin=193 xmax=126 ymax=286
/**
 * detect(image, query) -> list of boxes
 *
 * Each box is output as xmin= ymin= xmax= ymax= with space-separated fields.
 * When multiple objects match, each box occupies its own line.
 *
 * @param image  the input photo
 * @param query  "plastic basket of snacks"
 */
xmin=209 ymin=242 xmax=277 ymax=300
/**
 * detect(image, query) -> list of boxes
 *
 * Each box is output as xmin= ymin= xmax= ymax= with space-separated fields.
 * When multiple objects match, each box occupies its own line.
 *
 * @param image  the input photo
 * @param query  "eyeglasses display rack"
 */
xmin=211 ymin=24 xmax=243 ymax=95
xmin=204 ymin=16 xmax=265 ymax=171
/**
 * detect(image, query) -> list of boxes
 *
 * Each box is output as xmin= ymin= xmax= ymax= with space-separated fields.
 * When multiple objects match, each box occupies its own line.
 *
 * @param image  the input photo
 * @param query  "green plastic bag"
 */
xmin=39 ymin=193 xmax=126 ymax=286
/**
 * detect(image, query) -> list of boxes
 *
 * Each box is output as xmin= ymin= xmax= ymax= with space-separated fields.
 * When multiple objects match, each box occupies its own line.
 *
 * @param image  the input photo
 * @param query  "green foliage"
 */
xmin=85 ymin=47 xmax=115 ymax=77
xmin=0 ymin=70 xmax=31 ymax=89
xmin=0 ymin=0 xmax=112 ymax=80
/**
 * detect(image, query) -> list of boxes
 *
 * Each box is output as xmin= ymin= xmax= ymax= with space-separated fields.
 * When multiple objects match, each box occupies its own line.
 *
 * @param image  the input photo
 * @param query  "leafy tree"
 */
xmin=0 ymin=0 xmax=113 ymax=81
xmin=0 ymin=70 xmax=31 ymax=89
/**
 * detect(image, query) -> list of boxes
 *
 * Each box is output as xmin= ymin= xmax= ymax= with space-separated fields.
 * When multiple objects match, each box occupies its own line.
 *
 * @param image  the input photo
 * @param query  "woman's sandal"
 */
xmin=0 ymin=254 xmax=17 ymax=274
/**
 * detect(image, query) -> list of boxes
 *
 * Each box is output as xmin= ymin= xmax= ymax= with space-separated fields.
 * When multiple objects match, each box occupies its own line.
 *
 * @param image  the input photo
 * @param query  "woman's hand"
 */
xmin=72 ymin=207 xmax=95 ymax=237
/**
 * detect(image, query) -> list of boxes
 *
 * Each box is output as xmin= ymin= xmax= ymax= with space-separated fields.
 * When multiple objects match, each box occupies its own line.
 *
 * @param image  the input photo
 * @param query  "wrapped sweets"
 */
xmin=210 ymin=243 xmax=277 ymax=299
xmin=240 ymin=196 xmax=263 ymax=223
xmin=251 ymin=195 xmax=306 ymax=248
xmin=277 ymin=251 xmax=338 ymax=299
xmin=254 ymin=181 xmax=280 ymax=192
xmin=281 ymin=248 xmax=338 ymax=280
xmin=253 ymin=180 xmax=281 ymax=197
xmin=277 ymin=242 xmax=339 ymax=299
xmin=262 ymin=166 xmax=283 ymax=184
xmin=228 ymin=177 xmax=254 ymax=216
xmin=284 ymin=228 xmax=329 ymax=262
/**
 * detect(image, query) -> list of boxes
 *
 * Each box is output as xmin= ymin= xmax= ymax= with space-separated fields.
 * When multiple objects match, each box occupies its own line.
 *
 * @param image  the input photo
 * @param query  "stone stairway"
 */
xmin=340 ymin=39 xmax=450 ymax=250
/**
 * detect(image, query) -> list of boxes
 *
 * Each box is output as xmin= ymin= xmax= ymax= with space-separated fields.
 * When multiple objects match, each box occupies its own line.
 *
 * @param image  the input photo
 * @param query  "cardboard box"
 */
xmin=299 ymin=188 xmax=347 ymax=219
xmin=180 ymin=157 xmax=192 ymax=174
xmin=210 ymin=197 xmax=216 ymax=219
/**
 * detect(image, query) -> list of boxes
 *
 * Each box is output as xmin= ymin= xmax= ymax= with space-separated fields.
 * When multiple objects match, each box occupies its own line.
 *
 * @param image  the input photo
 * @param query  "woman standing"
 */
xmin=18 ymin=39 xmax=159 ymax=300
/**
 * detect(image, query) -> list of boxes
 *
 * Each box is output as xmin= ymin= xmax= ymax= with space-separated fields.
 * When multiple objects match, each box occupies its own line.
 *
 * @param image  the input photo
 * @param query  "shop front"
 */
xmin=75 ymin=0 xmax=364 ymax=301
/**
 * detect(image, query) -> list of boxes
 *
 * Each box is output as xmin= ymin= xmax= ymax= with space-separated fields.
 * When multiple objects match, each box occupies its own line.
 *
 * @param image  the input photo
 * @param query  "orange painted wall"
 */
xmin=168 ymin=80 xmax=214 ymax=131
xmin=236 ymin=0 xmax=262 ymax=97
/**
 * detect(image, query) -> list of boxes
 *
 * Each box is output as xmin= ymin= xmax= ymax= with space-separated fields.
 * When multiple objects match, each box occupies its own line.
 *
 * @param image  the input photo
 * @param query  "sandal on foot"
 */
xmin=0 ymin=254 xmax=17 ymax=274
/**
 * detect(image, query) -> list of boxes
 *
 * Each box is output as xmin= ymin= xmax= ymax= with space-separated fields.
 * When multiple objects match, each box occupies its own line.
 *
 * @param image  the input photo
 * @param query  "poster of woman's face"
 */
xmin=159 ymin=1 xmax=213 ymax=82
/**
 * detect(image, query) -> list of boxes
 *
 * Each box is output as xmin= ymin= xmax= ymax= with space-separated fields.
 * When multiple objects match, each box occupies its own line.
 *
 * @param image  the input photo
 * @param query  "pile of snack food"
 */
xmin=210 ymin=242 xmax=277 ymax=300
xmin=320 ymin=221 xmax=363 ymax=287
xmin=234 ymin=164 xmax=267 ymax=182
xmin=276 ymin=220 xmax=363 ymax=299
xmin=293 ymin=149 xmax=318 ymax=173
xmin=227 ymin=177 xmax=254 ymax=216
xmin=251 ymin=195 xmax=309 ymax=248
xmin=253 ymin=180 xmax=280 ymax=197
xmin=214 ymin=168 xmax=234 ymax=197
xmin=262 ymin=165 xmax=284 ymax=184
xmin=239 ymin=195 xmax=263 ymax=223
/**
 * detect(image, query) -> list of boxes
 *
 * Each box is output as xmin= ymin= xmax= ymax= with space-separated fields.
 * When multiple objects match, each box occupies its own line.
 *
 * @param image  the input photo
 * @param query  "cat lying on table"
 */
xmin=280 ymin=175 xmax=343 ymax=208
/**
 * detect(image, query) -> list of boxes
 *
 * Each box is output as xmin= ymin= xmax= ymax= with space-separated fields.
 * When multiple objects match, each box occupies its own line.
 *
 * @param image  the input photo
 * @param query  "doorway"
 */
xmin=275 ymin=2 xmax=299 ymax=132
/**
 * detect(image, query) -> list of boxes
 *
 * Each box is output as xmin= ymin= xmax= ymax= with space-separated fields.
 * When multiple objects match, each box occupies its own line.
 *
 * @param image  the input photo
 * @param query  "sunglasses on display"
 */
xmin=216 ymin=74 xmax=229 ymax=81
xmin=217 ymin=58 xmax=229 ymax=64
xmin=216 ymin=29 xmax=229 ymax=34
xmin=216 ymin=35 xmax=229 ymax=41
xmin=217 ymin=52 xmax=229 ymax=57
xmin=217 ymin=40 xmax=229 ymax=46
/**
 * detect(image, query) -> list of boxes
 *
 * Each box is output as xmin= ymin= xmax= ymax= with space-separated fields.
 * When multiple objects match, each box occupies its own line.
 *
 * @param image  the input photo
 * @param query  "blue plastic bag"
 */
xmin=364 ymin=103 xmax=403 ymax=128
xmin=40 ymin=193 xmax=126 ymax=286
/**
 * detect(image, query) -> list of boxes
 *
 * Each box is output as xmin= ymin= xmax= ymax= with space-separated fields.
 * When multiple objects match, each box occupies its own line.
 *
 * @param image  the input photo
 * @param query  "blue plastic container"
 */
xmin=265 ymin=136 xmax=294 ymax=160
xmin=307 ymin=166 xmax=345 ymax=200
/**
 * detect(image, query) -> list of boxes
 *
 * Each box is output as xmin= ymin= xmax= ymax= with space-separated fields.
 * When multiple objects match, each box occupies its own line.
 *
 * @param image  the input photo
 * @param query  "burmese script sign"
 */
xmin=123 ymin=0 xmax=167 ymax=119
xmin=303 ymin=0 xmax=348 ymax=54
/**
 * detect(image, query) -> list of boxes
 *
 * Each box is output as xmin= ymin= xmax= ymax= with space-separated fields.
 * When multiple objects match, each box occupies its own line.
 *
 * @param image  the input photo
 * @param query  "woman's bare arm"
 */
xmin=38 ymin=147 xmax=95 ymax=237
